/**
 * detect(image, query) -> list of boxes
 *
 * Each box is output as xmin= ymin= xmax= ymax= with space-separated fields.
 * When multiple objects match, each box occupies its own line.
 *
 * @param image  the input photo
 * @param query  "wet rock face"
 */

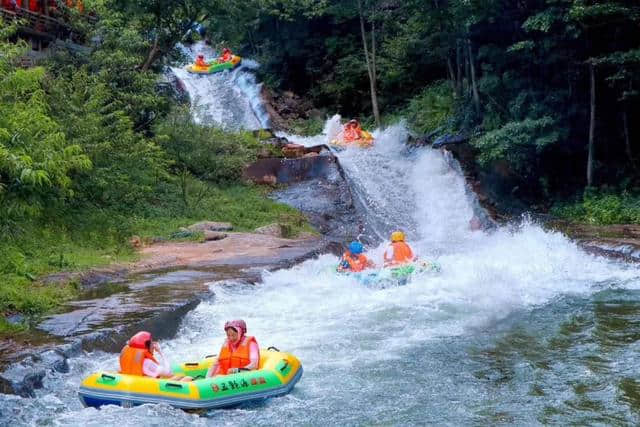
xmin=272 ymin=155 xmax=365 ymax=243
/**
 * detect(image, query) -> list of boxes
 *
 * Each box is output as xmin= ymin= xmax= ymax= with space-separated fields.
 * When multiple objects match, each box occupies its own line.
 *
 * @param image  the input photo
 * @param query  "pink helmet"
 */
xmin=224 ymin=319 xmax=247 ymax=334
xmin=128 ymin=331 xmax=152 ymax=349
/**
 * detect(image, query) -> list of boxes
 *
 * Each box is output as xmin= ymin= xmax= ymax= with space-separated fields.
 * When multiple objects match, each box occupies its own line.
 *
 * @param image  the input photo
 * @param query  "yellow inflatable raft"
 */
xmin=330 ymin=130 xmax=374 ymax=148
xmin=185 ymin=55 xmax=242 ymax=74
xmin=78 ymin=348 xmax=302 ymax=410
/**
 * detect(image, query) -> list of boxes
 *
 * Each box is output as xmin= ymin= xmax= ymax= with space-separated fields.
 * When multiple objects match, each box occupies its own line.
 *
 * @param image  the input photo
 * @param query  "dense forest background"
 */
xmin=1 ymin=0 xmax=639 ymax=326
xmin=207 ymin=0 xmax=640 ymax=202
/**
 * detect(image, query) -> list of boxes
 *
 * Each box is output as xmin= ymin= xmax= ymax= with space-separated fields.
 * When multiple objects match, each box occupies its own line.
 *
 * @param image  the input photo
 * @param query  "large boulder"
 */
xmin=282 ymin=143 xmax=306 ymax=158
xmin=254 ymin=223 xmax=284 ymax=238
xmin=186 ymin=221 xmax=233 ymax=232
xmin=203 ymin=231 xmax=228 ymax=241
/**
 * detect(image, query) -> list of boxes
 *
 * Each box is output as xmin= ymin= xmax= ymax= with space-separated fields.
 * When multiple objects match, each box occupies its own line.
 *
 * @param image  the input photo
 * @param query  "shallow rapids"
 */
xmin=4 ymin=103 xmax=640 ymax=425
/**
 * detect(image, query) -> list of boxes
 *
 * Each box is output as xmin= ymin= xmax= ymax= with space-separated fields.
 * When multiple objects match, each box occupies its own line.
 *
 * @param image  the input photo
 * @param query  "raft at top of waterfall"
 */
xmin=186 ymin=48 xmax=242 ymax=75
xmin=330 ymin=118 xmax=374 ymax=148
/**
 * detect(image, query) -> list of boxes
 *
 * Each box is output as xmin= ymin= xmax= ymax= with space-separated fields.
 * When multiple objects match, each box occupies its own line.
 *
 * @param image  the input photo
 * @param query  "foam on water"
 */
xmin=5 ymin=91 xmax=640 ymax=425
xmin=170 ymin=42 xmax=270 ymax=130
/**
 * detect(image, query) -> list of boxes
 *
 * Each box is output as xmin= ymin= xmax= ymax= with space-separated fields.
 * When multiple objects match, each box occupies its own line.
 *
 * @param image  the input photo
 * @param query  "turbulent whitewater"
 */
xmin=170 ymin=42 xmax=270 ymax=130
xmin=4 ymin=65 xmax=640 ymax=425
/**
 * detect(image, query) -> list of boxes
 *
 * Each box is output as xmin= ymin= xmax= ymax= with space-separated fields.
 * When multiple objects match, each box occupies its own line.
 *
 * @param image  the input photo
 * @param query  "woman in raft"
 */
xmin=206 ymin=319 xmax=260 ymax=376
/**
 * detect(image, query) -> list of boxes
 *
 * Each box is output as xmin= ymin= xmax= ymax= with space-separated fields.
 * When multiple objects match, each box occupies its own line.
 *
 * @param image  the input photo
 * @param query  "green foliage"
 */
xmin=472 ymin=117 xmax=561 ymax=176
xmin=45 ymin=68 xmax=169 ymax=210
xmin=290 ymin=117 xmax=325 ymax=136
xmin=402 ymin=81 xmax=454 ymax=134
xmin=0 ymin=29 xmax=91 ymax=228
xmin=552 ymin=192 xmax=640 ymax=225
xmin=153 ymin=110 xmax=259 ymax=184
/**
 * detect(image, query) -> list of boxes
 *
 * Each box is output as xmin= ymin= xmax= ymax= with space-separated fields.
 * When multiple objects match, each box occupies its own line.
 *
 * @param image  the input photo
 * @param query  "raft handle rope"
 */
xmin=267 ymin=346 xmax=280 ymax=352
xmin=101 ymin=374 xmax=116 ymax=381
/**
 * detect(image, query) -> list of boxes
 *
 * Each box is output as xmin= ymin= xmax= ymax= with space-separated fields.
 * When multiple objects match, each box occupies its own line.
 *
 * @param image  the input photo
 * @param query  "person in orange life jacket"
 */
xmin=206 ymin=320 xmax=260 ymax=377
xmin=337 ymin=241 xmax=375 ymax=273
xmin=343 ymin=119 xmax=363 ymax=142
xmin=119 ymin=331 xmax=192 ymax=381
xmin=383 ymin=231 xmax=415 ymax=267
xmin=195 ymin=53 xmax=209 ymax=68
xmin=217 ymin=47 xmax=233 ymax=63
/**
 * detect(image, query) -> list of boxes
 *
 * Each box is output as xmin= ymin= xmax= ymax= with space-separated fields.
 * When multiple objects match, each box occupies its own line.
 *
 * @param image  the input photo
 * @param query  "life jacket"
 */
xmin=385 ymin=242 xmax=414 ymax=265
xmin=343 ymin=125 xmax=362 ymax=142
xmin=195 ymin=57 xmax=208 ymax=67
xmin=220 ymin=52 xmax=232 ymax=63
xmin=119 ymin=345 xmax=157 ymax=376
xmin=217 ymin=335 xmax=257 ymax=375
xmin=341 ymin=252 xmax=369 ymax=272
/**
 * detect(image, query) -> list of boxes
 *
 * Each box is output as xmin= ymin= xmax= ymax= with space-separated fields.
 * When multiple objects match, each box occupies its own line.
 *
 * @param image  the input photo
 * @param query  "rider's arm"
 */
xmin=245 ymin=341 xmax=260 ymax=370
xmin=142 ymin=350 xmax=171 ymax=378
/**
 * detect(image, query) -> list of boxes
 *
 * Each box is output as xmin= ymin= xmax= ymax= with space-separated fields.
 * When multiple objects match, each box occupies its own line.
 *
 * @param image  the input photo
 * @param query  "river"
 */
xmin=3 ymin=49 xmax=640 ymax=426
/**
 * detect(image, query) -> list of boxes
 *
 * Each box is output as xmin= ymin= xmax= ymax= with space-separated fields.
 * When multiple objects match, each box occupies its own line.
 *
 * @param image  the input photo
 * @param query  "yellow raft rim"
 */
xmin=78 ymin=348 xmax=302 ymax=410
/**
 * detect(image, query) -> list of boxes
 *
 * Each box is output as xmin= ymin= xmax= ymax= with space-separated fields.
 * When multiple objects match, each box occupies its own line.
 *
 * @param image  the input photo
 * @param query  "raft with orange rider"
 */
xmin=330 ymin=119 xmax=374 ymax=148
xmin=335 ymin=235 xmax=440 ymax=286
xmin=186 ymin=49 xmax=242 ymax=74
xmin=78 ymin=328 xmax=302 ymax=410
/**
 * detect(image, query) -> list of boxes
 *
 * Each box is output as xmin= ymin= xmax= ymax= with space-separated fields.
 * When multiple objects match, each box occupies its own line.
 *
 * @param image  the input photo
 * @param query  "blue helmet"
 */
xmin=349 ymin=241 xmax=363 ymax=255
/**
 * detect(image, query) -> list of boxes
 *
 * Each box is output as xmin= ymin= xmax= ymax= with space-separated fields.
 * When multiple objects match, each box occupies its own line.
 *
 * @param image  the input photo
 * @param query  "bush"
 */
xmin=552 ymin=191 xmax=640 ymax=225
xmin=402 ymin=81 xmax=454 ymax=134
xmin=154 ymin=110 xmax=260 ymax=184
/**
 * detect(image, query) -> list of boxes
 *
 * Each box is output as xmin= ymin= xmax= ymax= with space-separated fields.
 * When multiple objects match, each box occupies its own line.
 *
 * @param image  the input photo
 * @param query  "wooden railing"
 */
xmin=0 ymin=4 xmax=96 ymax=39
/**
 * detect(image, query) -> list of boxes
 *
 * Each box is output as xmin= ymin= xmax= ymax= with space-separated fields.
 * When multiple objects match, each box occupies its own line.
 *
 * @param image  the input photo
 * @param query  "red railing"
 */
xmin=0 ymin=2 xmax=96 ymax=38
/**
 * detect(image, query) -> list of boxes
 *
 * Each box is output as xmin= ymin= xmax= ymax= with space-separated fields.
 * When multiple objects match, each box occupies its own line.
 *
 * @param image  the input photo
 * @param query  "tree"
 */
xmin=106 ymin=0 xmax=211 ymax=71
xmin=0 ymin=22 xmax=91 ymax=226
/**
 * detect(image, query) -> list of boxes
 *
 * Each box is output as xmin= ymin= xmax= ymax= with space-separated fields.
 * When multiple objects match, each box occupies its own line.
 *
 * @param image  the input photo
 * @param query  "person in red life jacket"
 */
xmin=206 ymin=320 xmax=260 ymax=377
xmin=3 ymin=0 xmax=17 ymax=11
xmin=194 ymin=53 xmax=209 ymax=68
xmin=343 ymin=119 xmax=363 ymax=142
xmin=337 ymin=241 xmax=375 ymax=273
xmin=119 ymin=331 xmax=192 ymax=381
xmin=217 ymin=47 xmax=233 ymax=63
xmin=383 ymin=231 xmax=415 ymax=267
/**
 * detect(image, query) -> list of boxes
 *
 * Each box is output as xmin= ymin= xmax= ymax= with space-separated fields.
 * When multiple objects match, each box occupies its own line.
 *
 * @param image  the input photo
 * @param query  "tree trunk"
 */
xmin=623 ymin=109 xmax=633 ymax=166
xmin=446 ymin=57 xmax=456 ymax=95
xmin=467 ymin=39 xmax=480 ymax=115
xmin=140 ymin=35 xmax=161 ymax=71
xmin=465 ymin=43 xmax=470 ymax=93
xmin=455 ymin=40 xmax=462 ymax=98
xmin=358 ymin=0 xmax=381 ymax=127
xmin=587 ymin=63 xmax=596 ymax=187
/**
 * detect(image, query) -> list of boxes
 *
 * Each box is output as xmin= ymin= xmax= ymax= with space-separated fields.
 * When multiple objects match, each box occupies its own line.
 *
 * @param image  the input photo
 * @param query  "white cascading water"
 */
xmin=4 ymin=72 xmax=640 ymax=425
xmin=170 ymin=42 xmax=271 ymax=130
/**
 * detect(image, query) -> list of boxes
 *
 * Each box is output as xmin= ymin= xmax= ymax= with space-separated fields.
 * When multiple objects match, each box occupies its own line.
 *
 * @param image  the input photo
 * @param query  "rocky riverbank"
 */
xmin=0 ymin=226 xmax=329 ymax=397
